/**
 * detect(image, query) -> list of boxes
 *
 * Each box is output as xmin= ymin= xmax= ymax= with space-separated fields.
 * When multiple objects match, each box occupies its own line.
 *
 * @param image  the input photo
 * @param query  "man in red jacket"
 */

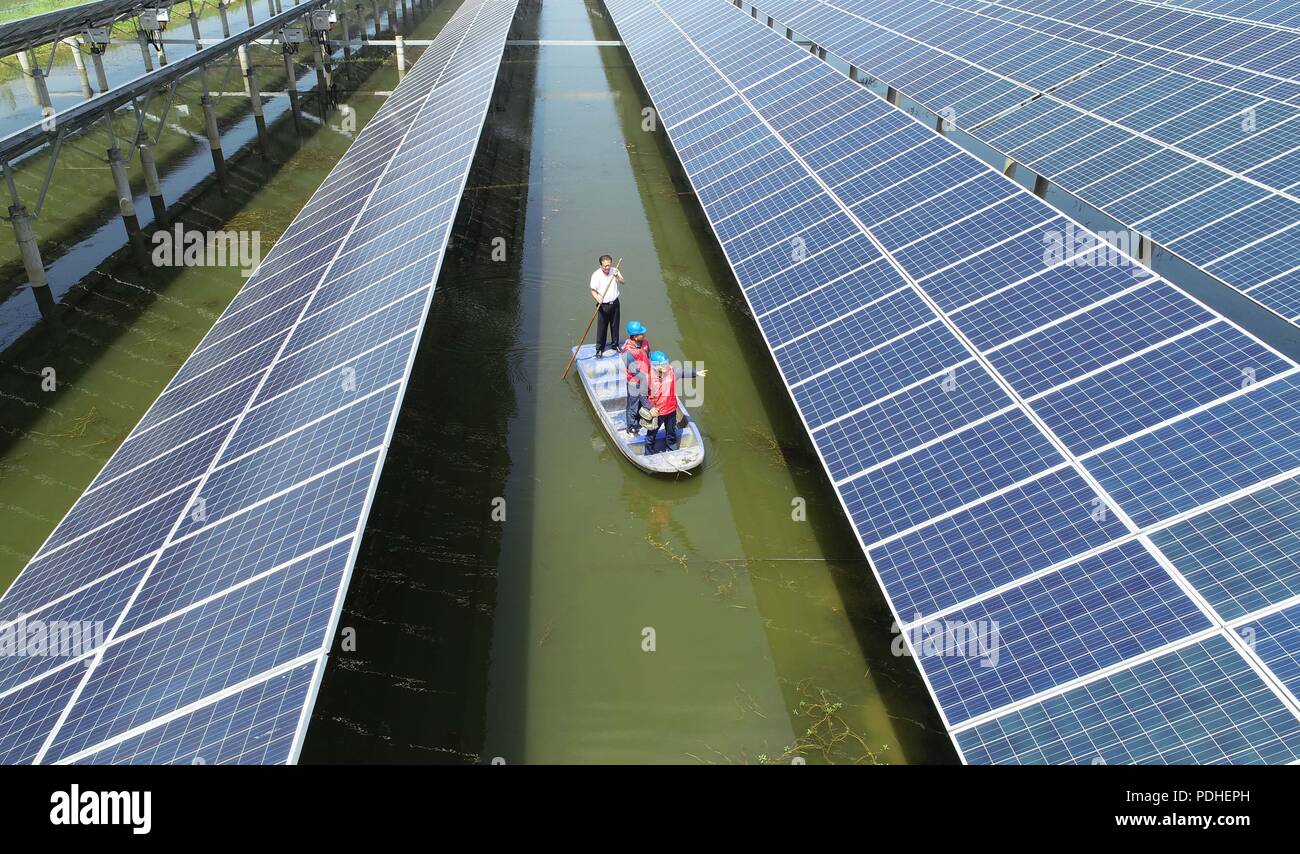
xmin=621 ymin=321 xmax=651 ymax=437
xmin=647 ymin=350 xmax=706 ymax=454
xmin=646 ymin=350 xmax=678 ymax=454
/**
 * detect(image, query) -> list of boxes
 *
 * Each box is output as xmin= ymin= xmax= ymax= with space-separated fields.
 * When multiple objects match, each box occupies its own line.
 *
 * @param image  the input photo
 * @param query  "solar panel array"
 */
xmin=1157 ymin=0 xmax=1300 ymax=29
xmin=605 ymin=0 xmax=1300 ymax=762
xmin=754 ymin=0 xmax=1300 ymax=325
xmin=0 ymin=0 xmax=519 ymax=765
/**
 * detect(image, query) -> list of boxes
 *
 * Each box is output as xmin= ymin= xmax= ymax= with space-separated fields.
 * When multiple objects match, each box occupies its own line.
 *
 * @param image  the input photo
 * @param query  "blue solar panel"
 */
xmin=918 ymin=540 xmax=1212 ymax=726
xmin=1152 ymin=476 xmax=1300 ymax=620
xmin=840 ymin=408 xmax=1065 ymax=544
xmin=955 ymin=634 xmax=1300 ymax=764
xmin=47 ymin=542 xmax=350 ymax=762
xmin=0 ymin=0 xmax=519 ymax=765
xmin=606 ymin=0 xmax=1300 ymax=762
xmin=985 ymin=283 xmax=1215 ymax=398
xmin=755 ymin=0 xmax=1300 ymax=327
xmin=812 ymin=360 xmax=1010 ymax=482
xmin=870 ymin=466 xmax=1130 ymax=618
xmin=951 ymin=253 xmax=1143 ymax=352
xmin=1033 ymin=321 xmax=1293 ymax=454
xmin=72 ymin=661 xmax=317 ymax=765
xmin=1239 ymin=604 xmax=1300 ymax=703
xmin=1086 ymin=372 xmax=1300 ymax=525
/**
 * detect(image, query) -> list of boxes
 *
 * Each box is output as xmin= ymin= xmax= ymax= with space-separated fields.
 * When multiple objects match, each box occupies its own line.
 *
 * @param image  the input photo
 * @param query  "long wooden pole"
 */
xmin=561 ymin=258 xmax=622 ymax=380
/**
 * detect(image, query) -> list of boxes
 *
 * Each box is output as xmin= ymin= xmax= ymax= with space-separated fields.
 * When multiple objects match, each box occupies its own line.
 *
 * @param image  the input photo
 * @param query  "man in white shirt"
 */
xmin=589 ymin=254 xmax=624 ymax=356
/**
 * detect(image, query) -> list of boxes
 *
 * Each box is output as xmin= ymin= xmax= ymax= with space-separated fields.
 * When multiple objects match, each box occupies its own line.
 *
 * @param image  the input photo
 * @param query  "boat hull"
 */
xmin=571 ymin=344 xmax=705 ymax=474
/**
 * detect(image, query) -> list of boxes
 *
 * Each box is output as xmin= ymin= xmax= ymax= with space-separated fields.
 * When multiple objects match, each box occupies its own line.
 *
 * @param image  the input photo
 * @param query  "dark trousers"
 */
xmin=649 ymin=412 xmax=679 ymax=454
xmin=595 ymin=298 xmax=621 ymax=354
xmin=626 ymin=374 xmax=649 ymax=432
xmin=626 ymin=393 xmax=647 ymax=433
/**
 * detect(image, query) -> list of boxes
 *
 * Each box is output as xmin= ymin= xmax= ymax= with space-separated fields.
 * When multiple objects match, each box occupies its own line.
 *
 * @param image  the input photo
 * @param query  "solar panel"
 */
xmin=1160 ymin=0 xmax=1300 ymax=30
xmin=605 ymin=0 xmax=1300 ymax=762
xmin=0 ymin=0 xmax=519 ymax=765
xmin=956 ymin=634 xmax=1300 ymax=764
xmin=754 ymin=0 xmax=1300 ymax=326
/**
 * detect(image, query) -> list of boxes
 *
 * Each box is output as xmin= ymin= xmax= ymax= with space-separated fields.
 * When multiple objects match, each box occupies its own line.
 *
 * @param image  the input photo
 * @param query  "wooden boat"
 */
xmin=571 ymin=344 xmax=705 ymax=474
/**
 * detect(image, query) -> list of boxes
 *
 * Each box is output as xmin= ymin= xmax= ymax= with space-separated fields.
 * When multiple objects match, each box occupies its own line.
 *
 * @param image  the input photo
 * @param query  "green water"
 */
xmin=304 ymin=0 xmax=954 ymax=764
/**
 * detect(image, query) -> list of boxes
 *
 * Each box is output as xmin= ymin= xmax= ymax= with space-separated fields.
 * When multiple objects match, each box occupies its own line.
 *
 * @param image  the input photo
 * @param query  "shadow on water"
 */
xmin=301 ymin=1 xmax=542 ymax=764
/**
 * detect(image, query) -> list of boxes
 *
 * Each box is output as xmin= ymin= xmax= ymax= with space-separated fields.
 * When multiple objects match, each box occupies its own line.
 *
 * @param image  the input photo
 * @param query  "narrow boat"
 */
xmin=571 ymin=344 xmax=705 ymax=474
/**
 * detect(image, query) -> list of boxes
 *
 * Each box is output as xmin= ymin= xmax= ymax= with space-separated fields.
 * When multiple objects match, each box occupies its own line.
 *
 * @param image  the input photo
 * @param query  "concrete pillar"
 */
xmin=107 ymin=145 xmax=148 ymax=266
xmin=245 ymin=0 xmax=256 ymax=27
xmin=68 ymin=40 xmax=94 ymax=100
xmin=238 ymin=44 xmax=253 ymax=96
xmin=16 ymin=51 xmax=46 ymax=109
xmin=373 ymin=0 xmax=382 ymax=37
xmin=313 ymin=39 xmax=331 ymax=114
xmin=8 ymin=203 xmax=62 ymax=339
xmin=284 ymin=48 xmax=303 ymax=137
xmin=218 ymin=1 xmax=232 ymax=38
xmin=137 ymin=133 xmax=167 ymax=225
xmin=246 ymin=52 xmax=273 ymax=160
xmin=200 ymin=78 xmax=229 ymax=192
xmin=138 ymin=30 xmax=155 ymax=72
xmin=395 ymin=34 xmax=406 ymax=79
xmin=267 ymin=0 xmax=276 ymax=17
xmin=90 ymin=48 xmax=110 ymax=93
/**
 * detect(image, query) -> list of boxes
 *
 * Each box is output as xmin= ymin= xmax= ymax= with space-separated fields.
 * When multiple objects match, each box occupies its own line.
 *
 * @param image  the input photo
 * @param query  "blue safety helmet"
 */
xmin=650 ymin=350 xmax=669 ymax=366
xmin=627 ymin=320 xmax=646 ymax=336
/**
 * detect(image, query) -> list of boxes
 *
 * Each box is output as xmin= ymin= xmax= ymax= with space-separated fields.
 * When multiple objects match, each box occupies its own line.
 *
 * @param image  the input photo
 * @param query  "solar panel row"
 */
xmin=605 ymin=0 xmax=1300 ymax=762
xmin=1155 ymin=0 xmax=1300 ymax=30
xmin=755 ymin=0 xmax=1300 ymax=325
xmin=0 ymin=0 xmax=519 ymax=765
xmin=974 ymin=0 xmax=1300 ymax=96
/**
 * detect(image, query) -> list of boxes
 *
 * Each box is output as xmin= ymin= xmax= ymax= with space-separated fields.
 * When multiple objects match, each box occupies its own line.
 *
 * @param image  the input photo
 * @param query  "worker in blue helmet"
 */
xmin=620 ymin=321 xmax=651 ymax=436
xmin=645 ymin=350 xmax=706 ymax=454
